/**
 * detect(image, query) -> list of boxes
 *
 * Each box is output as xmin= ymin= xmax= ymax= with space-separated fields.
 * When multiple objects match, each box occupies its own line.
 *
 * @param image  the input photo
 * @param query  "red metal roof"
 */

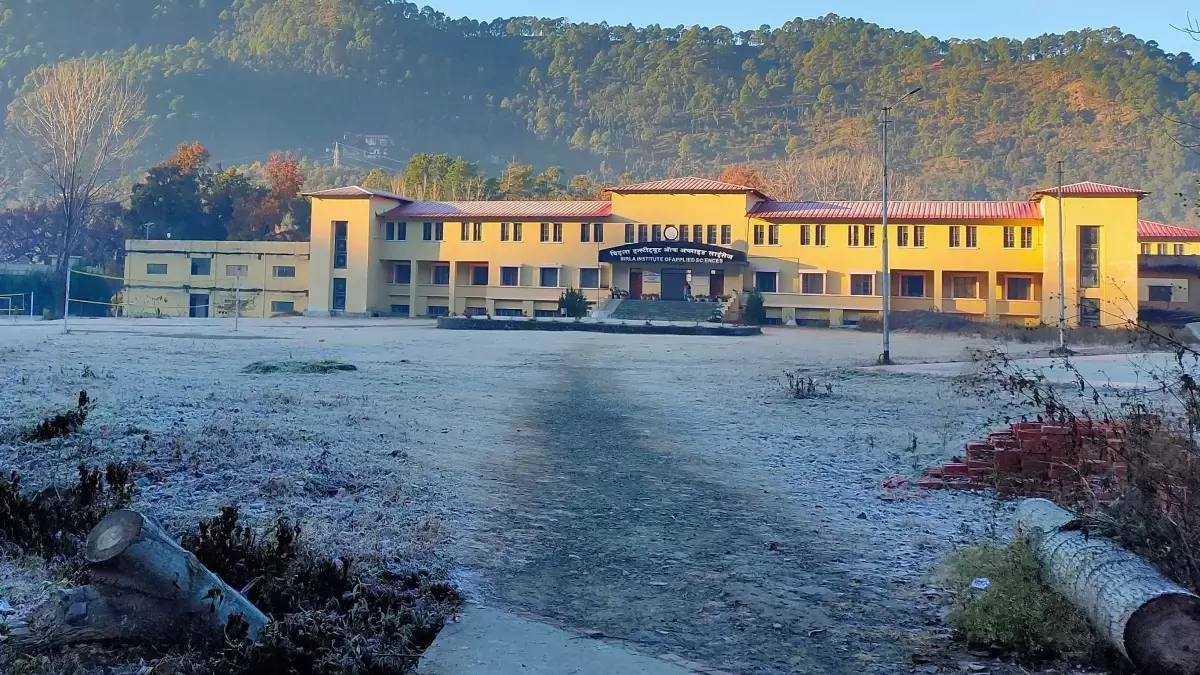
xmin=302 ymin=186 xmax=410 ymax=201
xmin=383 ymin=200 xmax=612 ymax=220
xmin=1138 ymin=220 xmax=1200 ymax=240
xmin=1031 ymin=181 xmax=1148 ymax=199
xmin=608 ymin=176 xmax=768 ymax=199
xmin=748 ymin=200 xmax=1040 ymax=222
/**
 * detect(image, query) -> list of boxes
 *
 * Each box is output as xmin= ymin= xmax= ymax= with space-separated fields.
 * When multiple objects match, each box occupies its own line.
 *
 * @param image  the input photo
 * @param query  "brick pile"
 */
xmin=920 ymin=421 xmax=1127 ymax=501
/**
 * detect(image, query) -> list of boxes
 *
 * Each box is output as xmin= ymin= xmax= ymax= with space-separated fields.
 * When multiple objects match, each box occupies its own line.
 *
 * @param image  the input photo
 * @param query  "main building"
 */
xmin=121 ymin=177 xmax=1200 ymax=327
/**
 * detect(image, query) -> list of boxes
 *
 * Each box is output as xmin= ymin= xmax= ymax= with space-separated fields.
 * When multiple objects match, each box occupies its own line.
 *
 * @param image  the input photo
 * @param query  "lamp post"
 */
xmin=880 ymin=86 xmax=921 ymax=366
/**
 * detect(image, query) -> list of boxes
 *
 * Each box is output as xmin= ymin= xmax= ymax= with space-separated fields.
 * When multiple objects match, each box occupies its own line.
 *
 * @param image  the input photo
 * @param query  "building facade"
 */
xmin=121 ymin=177 xmax=1193 ymax=326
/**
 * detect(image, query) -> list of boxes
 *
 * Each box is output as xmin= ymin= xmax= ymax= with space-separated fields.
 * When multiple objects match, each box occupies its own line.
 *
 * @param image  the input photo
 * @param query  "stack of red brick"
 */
xmin=919 ymin=421 xmax=1127 ymax=502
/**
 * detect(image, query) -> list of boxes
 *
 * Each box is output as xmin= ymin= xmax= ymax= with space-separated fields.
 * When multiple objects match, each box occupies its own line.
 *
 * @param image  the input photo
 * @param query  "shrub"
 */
xmin=942 ymin=538 xmax=1097 ymax=660
xmin=774 ymin=369 xmax=832 ymax=399
xmin=742 ymin=288 xmax=766 ymax=325
xmin=558 ymin=287 xmax=589 ymax=318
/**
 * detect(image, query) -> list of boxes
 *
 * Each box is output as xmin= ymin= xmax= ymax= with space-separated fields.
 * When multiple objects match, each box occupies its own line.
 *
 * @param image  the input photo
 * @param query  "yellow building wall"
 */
xmin=1038 ymin=195 xmax=1140 ymax=327
xmin=122 ymin=240 xmax=309 ymax=317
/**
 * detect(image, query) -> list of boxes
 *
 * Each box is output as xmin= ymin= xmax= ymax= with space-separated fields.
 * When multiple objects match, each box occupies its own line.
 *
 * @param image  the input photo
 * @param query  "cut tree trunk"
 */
xmin=10 ymin=509 xmax=268 ymax=648
xmin=1015 ymin=498 xmax=1200 ymax=675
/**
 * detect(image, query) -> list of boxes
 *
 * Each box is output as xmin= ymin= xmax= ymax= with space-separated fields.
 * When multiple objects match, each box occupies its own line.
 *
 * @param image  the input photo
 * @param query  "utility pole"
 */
xmin=333 ymin=142 xmax=341 ymax=168
xmin=1056 ymin=160 xmax=1067 ymax=353
xmin=234 ymin=274 xmax=241 ymax=332
xmin=143 ymin=222 xmax=153 ymax=239
xmin=62 ymin=268 xmax=71 ymax=333
xmin=880 ymin=86 xmax=921 ymax=366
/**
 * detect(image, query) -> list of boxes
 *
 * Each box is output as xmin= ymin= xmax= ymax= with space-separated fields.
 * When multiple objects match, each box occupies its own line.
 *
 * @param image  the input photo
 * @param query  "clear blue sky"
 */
xmin=431 ymin=0 xmax=1197 ymax=55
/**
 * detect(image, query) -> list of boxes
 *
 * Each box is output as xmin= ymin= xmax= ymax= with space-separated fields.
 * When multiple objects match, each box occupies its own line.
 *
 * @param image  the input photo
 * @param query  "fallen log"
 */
xmin=9 ymin=509 xmax=269 ymax=648
xmin=1015 ymin=498 xmax=1200 ymax=674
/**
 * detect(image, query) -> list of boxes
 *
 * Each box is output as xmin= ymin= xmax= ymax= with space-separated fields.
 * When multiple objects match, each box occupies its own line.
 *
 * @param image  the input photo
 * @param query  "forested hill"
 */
xmin=2 ymin=0 xmax=1199 ymax=221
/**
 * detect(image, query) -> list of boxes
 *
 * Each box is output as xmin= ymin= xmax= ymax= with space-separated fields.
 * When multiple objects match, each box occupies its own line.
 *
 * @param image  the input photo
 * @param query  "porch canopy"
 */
xmin=598 ymin=241 xmax=748 ymax=265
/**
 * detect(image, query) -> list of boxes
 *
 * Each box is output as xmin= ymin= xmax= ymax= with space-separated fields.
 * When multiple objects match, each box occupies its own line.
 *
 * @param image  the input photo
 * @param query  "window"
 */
xmin=800 ymin=273 xmax=824 ymax=294
xmin=800 ymin=225 xmax=811 ymax=246
xmin=539 ymin=267 xmax=559 ymax=287
xmin=1176 ymin=244 xmax=1186 ymax=255
xmin=900 ymin=274 xmax=925 ymax=297
xmin=500 ymin=266 xmax=519 ymax=286
xmin=580 ymin=222 xmax=590 ymax=243
xmin=501 ymin=222 xmax=511 ymax=241
xmin=638 ymin=224 xmax=648 ymax=242
xmin=625 ymin=224 xmax=635 ymax=243
xmin=721 ymin=224 xmax=732 ymax=245
xmin=427 ymin=305 xmax=449 ymax=317
xmin=272 ymin=265 xmax=296 ymax=278
xmin=461 ymin=222 xmax=470 ymax=241
xmin=471 ymin=265 xmax=488 ymax=286
xmin=652 ymin=224 xmax=662 ymax=241
xmin=1020 ymin=226 xmax=1032 ymax=248
xmin=754 ymin=224 xmax=765 ymax=245
xmin=863 ymin=225 xmax=875 ymax=247
xmin=680 ymin=225 xmax=689 ymax=242
xmin=1158 ymin=243 xmax=1169 ymax=255
xmin=707 ymin=225 xmax=718 ymax=244
xmin=913 ymin=225 xmax=925 ymax=247
xmin=693 ymin=225 xmax=703 ymax=243
xmin=190 ymin=258 xmax=210 ymax=275
xmin=1141 ymin=243 xmax=1151 ymax=254
xmin=768 ymin=224 xmax=780 ymax=245
xmin=390 ymin=304 xmax=410 ymax=316
xmin=951 ymin=276 xmax=979 ymax=298
xmin=391 ymin=262 xmax=411 ymax=284
xmin=553 ymin=223 xmax=563 ymax=242
xmin=226 ymin=264 xmax=248 ymax=277
xmin=815 ymin=224 xmax=827 ymax=246
xmin=580 ymin=268 xmax=600 ymax=288
xmin=754 ymin=271 xmax=778 ymax=293
xmin=1003 ymin=226 xmax=1015 ymax=248
xmin=593 ymin=223 xmax=604 ymax=243
xmin=897 ymin=226 xmax=909 ymax=247
xmin=847 ymin=225 xmax=861 ymax=247
xmin=385 ymin=222 xmax=396 ymax=240
xmin=1006 ymin=277 xmax=1031 ymax=301
xmin=422 ymin=222 xmax=443 ymax=241
xmin=333 ymin=221 xmax=348 ymax=268
xmin=332 ymin=278 xmax=346 ymax=311
xmin=1079 ymin=225 xmax=1100 ymax=289
xmin=513 ymin=223 xmax=522 ymax=241
xmin=850 ymin=274 xmax=874 ymax=296
xmin=949 ymin=226 xmax=962 ymax=248
xmin=270 ymin=301 xmax=295 ymax=314
xmin=541 ymin=223 xmax=550 ymax=242
xmin=966 ymin=226 xmax=978 ymax=248
xmin=1149 ymin=285 xmax=1174 ymax=302
xmin=431 ymin=264 xmax=450 ymax=285
xmin=146 ymin=263 xmax=168 ymax=275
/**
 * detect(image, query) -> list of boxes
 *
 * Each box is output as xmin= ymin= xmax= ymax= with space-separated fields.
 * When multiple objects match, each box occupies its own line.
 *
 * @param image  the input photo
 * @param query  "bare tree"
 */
xmin=761 ymin=153 xmax=913 ymax=201
xmin=7 ymin=58 xmax=149 ymax=304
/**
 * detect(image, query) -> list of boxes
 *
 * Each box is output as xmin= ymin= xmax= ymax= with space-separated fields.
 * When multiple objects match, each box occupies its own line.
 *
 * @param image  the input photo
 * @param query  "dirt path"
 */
xmin=474 ymin=349 xmax=932 ymax=674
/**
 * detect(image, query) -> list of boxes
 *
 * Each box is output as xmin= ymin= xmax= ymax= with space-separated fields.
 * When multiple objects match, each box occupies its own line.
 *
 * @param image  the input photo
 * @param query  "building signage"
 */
xmin=643 ymin=272 xmax=661 ymax=283
xmin=598 ymin=242 xmax=747 ymax=265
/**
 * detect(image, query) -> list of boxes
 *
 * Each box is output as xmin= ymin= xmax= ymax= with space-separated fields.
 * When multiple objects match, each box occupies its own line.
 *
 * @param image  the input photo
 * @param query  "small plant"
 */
xmin=81 ymin=364 xmax=95 ymax=379
xmin=242 ymin=360 xmax=357 ymax=374
xmin=558 ymin=287 xmax=589 ymax=318
xmin=774 ymin=369 xmax=833 ymax=399
xmin=941 ymin=538 xmax=1097 ymax=660
xmin=742 ymin=289 xmax=766 ymax=325
xmin=22 ymin=390 xmax=94 ymax=441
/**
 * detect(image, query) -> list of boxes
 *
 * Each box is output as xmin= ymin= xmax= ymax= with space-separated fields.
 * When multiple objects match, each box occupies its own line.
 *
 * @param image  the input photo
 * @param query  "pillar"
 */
xmin=933 ymin=271 xmax=944 ymax=311
xmin=448 ymin=260 xmax=457 ymax=316
xmin=986 ymin=270 xmax=998 ymax=322
xmin=829 ymin=308 xmax=844 ymax=327
xmin=408 ymin=258 xmax=419 ymax=318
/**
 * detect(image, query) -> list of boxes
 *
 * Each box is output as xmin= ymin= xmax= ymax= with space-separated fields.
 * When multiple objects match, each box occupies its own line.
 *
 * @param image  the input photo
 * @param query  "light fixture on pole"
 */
xmin=1054 ymin=160 xmax=1067 ymax=354
xmin=880 ymin=86 xmax=921 ymax=366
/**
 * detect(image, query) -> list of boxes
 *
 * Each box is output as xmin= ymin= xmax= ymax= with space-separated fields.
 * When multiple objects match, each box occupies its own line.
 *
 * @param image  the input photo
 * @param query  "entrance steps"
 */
xmin=609 ymin=300 xmax=723 ymax=323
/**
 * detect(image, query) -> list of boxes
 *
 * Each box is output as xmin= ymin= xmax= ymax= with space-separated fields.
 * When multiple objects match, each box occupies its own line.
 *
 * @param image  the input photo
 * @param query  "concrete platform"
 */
xmin=418 ymin=606 xmax=705 ymax=675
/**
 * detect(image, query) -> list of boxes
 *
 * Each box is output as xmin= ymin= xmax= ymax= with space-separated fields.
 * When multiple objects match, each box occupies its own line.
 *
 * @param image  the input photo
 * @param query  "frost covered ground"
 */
xmin=0 ymin=317 xmax=1107 ymax=674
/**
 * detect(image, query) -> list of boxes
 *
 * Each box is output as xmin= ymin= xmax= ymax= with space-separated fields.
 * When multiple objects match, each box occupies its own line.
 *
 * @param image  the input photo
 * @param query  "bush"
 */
xmin=773 ymin=369 xmax=832 ymax=399
xmin=942 ymin=538 xmax=1097 ymax=660
xmin=558 ymin=287 xmax=589 ymax=318
xmin=742 ymin=288 xmax=766 ymax=325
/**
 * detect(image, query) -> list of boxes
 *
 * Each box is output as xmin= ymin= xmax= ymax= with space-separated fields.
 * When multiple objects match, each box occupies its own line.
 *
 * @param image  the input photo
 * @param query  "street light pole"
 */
xmin=1056 ymin=161 xmax=1067 ymax=352
xmin=880 ymin=86 xmax=921 ymax=366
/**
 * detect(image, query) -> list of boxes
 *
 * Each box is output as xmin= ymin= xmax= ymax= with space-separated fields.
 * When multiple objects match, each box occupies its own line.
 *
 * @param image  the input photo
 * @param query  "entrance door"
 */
xmin=629 ymin=269 xmax=643 ymax=300
xmin=710 ymin=269 xmax=725 ymax=298
xmin=1079 ymin=298 xmax=1101 ymax=327
xmin=661 ymin=268 xmax=687 ymax=301
xmin=332 ymin=278 xmax=347 ymax=311
xmin=188 ymin=294 xmax=209 ymax=318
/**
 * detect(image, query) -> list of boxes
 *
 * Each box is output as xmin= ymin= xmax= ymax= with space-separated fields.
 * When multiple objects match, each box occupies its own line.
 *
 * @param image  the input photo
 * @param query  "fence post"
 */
xmin=62 ymin=269 xmax=72 ymax=333
xmin=234 ymin=274 xmax=241 ymax=332
xmin=30 ymin=291 xmax=34 ymax=318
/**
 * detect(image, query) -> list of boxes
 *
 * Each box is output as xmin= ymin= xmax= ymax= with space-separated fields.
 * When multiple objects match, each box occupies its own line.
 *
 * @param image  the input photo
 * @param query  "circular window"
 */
xmin=663 ymin=225 xmax=680 ymax=241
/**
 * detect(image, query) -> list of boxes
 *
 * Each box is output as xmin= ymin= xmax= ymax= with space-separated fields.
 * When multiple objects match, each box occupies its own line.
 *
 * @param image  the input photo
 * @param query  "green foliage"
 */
xmin=558 ymin=287 xmax=589 ymax=318
xmin=742 ymin=288 xmax=766 ymax=325
xmin=941 ymin=538 xmax=1097 ymax=660
xmin=0 ymin=269 xmax=116 ymax=317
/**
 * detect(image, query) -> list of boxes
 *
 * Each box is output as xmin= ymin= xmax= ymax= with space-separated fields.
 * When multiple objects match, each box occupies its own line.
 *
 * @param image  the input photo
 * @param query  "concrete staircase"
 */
xmin=609 ymin=299 xmax=724 ymax=323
